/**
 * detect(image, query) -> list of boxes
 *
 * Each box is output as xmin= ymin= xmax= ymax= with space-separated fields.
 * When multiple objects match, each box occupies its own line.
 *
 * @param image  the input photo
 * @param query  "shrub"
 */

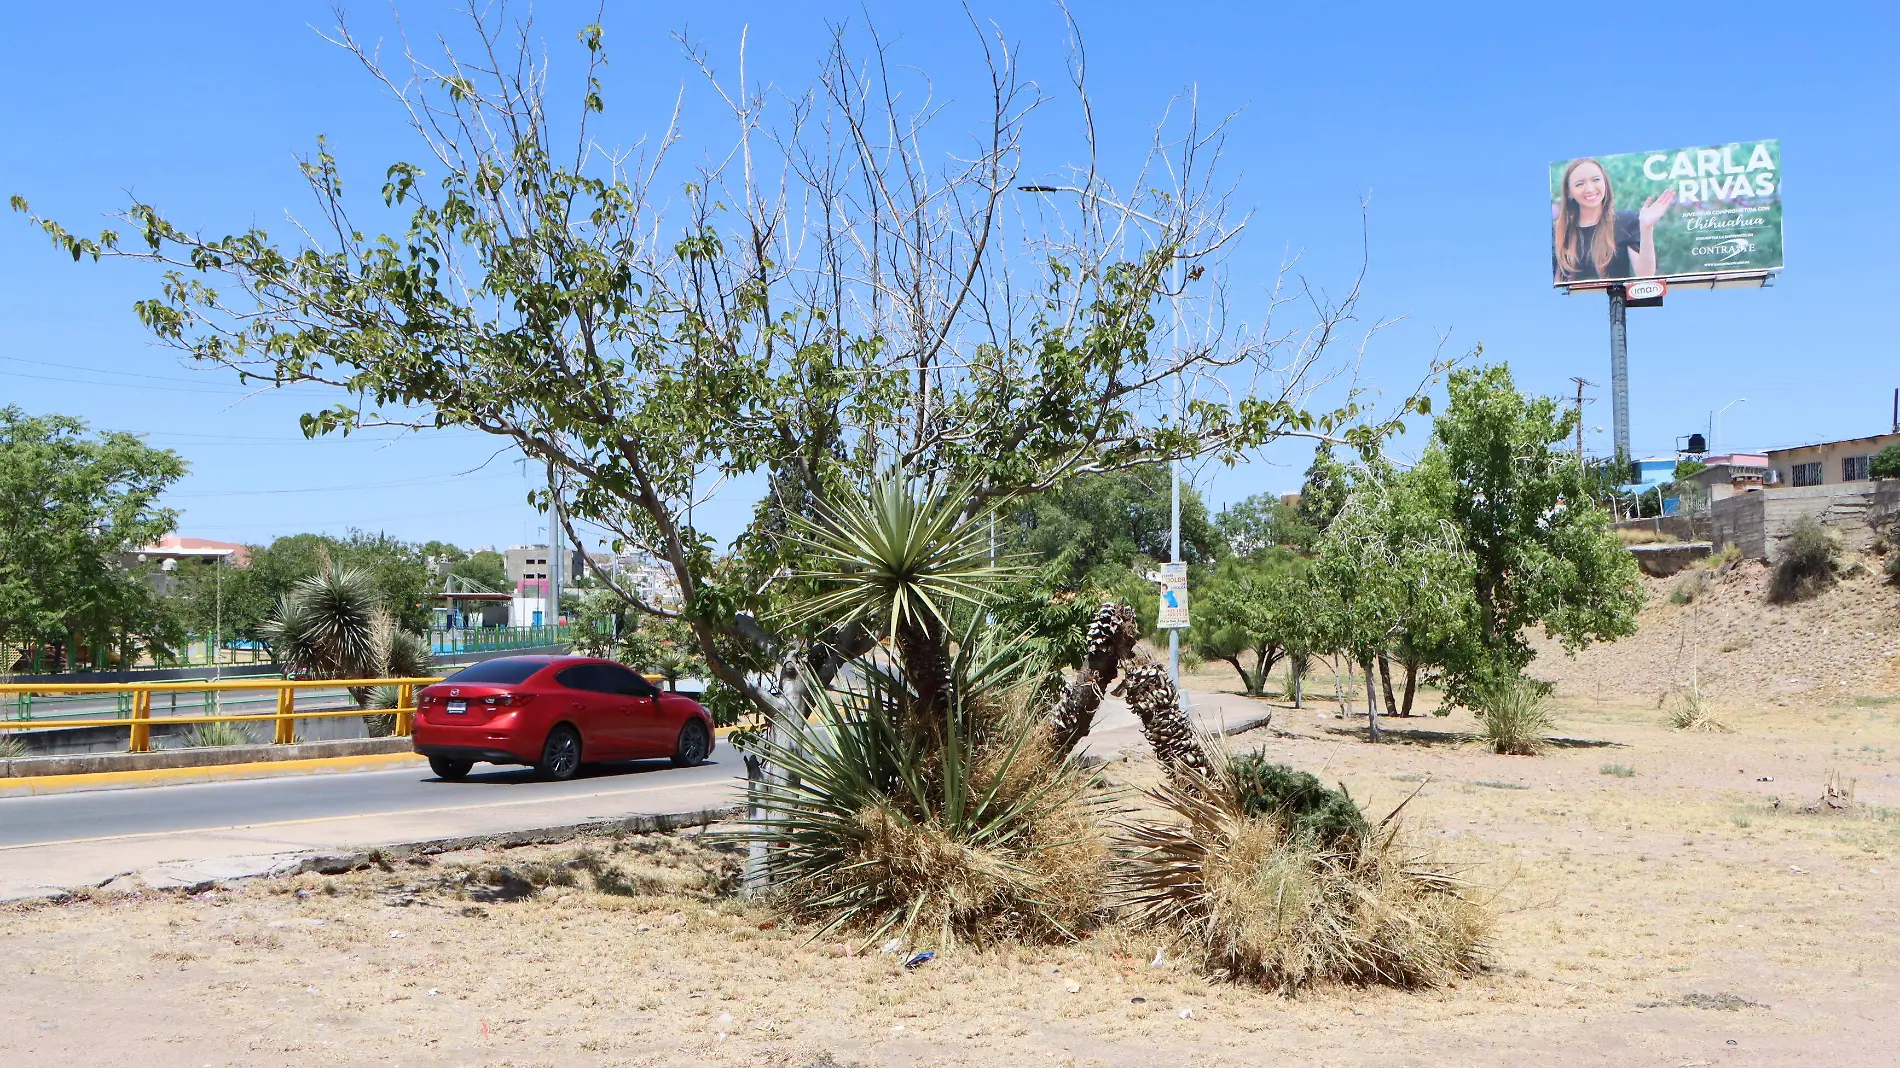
xmin=1664 ymin=688 xmax=1732 ymax=733
xmin=182 ymin=720 xmax=255 ymax=748
xmin=1771 ymin=516 xmax=1838 ymax=603
xmin=1599 ymin=763 xmax=1637 ymax=778
xmin=1468 ymin=674 xmax=1555 ymax=755
xmin=1115 ymin=776 xmax=1487 ymax=990
xmin=1871 ymin=443 xmax=1900 ymax=480
xmin=1887 ymin=552 xmax=1900 ymax=586
xmin=1224 ymin=752 xmax=1368 ymax=847
xmin=0 ymin=733 xmax=28 ymax=760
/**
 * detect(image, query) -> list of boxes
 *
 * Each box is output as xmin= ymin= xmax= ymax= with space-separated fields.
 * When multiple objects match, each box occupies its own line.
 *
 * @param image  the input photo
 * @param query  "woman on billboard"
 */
xmin=1553 ymin=157 xmax=1675 ymax=283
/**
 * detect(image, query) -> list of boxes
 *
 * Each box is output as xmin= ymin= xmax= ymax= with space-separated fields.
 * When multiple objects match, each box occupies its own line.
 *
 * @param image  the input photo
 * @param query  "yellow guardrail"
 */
xmin=0 ymin=677 xmax=445 ymax=753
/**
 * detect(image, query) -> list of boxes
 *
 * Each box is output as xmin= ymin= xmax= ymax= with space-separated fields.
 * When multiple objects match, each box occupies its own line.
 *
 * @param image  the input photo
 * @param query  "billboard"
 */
xmin=1551 ymin=139 xmax=1781 ymax=286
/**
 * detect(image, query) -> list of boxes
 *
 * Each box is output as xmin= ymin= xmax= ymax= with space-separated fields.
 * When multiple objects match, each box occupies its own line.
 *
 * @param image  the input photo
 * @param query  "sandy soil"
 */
xmin=5 ymin=670 xmax=1898 ymax=1067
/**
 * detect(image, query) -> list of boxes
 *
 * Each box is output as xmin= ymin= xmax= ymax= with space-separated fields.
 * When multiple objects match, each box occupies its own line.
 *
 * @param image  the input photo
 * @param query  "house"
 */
xmin=122 ymin=536 xmax=249 ymax=596
xmin=1765 ymin=432 xmax=1900 ymax=488
xmin=1687 ymin=453 xmax=1771 ymax=503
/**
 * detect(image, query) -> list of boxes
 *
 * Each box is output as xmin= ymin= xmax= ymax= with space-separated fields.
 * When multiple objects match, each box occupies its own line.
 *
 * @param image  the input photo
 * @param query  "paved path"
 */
xmin=0 ymin=689 xmax=1272 ymax=900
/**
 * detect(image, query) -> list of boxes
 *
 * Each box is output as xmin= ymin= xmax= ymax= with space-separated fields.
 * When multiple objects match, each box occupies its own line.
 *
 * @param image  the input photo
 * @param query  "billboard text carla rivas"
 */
xmin=1550 ymin=140 xmax=1781 ymax=287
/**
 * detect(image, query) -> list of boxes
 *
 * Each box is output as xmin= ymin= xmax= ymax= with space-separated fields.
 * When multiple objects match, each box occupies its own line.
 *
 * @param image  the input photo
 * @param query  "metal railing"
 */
xmin=5 ymin=625 xmax=575 ymax=677
xmin=0 ymin=677 xmax=443 ymax=753
xmin=431 ymin=624 xmax=572 ymax=655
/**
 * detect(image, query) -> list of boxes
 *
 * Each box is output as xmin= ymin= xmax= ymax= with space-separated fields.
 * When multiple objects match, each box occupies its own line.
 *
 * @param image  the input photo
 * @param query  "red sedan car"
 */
xmin=412 ymin=655 xmax=714 ymax=781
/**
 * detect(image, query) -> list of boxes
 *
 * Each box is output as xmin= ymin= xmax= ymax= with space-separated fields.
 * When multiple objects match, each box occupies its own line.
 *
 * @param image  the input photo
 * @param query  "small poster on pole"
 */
xmin=1155 ymin=561 xmax=1190 ymax=630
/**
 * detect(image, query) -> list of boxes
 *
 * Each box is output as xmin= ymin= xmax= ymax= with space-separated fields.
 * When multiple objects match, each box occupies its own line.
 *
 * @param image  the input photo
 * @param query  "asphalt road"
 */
xmin=0 ymin=745 xmax=746 ymax=852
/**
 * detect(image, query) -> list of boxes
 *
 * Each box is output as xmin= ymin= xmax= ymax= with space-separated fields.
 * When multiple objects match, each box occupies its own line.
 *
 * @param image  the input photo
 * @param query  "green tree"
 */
xmin=448 ymin=550 xmax=509 ymax=594
xmin=14 ymin=8 xmax=1428 ymax=717
xmin=0 ymin=407 xmax=186 ymax=671
xmin=1012 ymin=469 xmax=1225 ymax=588
xmin=1869 ymin=443 xmax=1900 ymax=480
xmin=1312 ymin=457 xmax=1475 ymax=721
xmin=1424 ymin=364 xmax=1643 ymax=692
xmin=1187 ymin=552 xmax=1304 ymax=696
xmin=173 ymin=530 xmax=438 ymax=652
xmin=1215 ymin=492 xmax=1317 ymax=555
xmin=1295 ymin=446 xmax=1352 ymax=536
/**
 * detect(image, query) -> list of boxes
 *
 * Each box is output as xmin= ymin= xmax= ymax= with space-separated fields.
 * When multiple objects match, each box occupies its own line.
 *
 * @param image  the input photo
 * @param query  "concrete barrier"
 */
xmin=3 ymin=735 xmax=414 ymax=779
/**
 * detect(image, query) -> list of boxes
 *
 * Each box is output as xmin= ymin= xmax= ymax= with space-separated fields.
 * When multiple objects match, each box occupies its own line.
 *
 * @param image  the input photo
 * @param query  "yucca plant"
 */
xmin=733 ymin=646 xmax=1106 ymax=947
xmin=264 ymin=564 xmax=382 ymax=681
xmin=182 ymin=720 xmax=255 ymax=748
xmin=1470 ymin=673 xmax=1555 ymax=755
xmin=787 ymin=472 xmax=1019 ymax=739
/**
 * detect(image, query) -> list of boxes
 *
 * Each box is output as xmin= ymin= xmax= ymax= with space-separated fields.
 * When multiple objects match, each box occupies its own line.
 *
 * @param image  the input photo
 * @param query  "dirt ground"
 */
xmin=5 ymin=662 xmax=1898 ymax=1067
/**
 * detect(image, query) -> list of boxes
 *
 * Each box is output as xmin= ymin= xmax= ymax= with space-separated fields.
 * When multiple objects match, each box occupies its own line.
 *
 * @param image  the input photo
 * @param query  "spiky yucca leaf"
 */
xmin=785 ymin=474 xmax=1018 ymax=639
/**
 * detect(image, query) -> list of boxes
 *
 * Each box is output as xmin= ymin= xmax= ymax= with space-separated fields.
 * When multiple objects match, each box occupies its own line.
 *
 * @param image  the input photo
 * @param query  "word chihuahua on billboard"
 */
xmin=1550 ymin=139 xmax=1781 ymax=286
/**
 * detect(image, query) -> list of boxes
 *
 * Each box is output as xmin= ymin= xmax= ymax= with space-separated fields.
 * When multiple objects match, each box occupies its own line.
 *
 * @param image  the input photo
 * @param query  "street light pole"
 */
xmin=1710 ymin=397 xmax=1746 ymax=456
xmin=1169 ymin=258 xmax=1182 ymax=686
xmin=1018 ymin=183 xmax=1189 ymax=686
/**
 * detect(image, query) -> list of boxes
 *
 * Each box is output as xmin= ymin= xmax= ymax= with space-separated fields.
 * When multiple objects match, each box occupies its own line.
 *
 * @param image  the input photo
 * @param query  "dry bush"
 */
xmin=1618 ymin=528 xmax=1680 ymax=546
xmin=1114 ymin=776 xmax=1486 ymax=991
xmin=1663 ymin=688 xmax=1733 ymax=733
xmin=1771 ymin=516 xmax=1838 ymax=603
xmin=1471 ymin=675 xmax=1555 ymax=755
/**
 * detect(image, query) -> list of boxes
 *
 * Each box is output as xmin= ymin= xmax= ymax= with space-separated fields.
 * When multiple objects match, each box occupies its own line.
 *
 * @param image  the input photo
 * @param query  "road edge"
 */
xmin=8 ymin=804 xmax=746 ymax=904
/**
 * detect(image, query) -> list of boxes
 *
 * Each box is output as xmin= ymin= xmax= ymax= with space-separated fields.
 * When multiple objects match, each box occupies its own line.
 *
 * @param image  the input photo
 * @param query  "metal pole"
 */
xmin=1608 ymin=285 xmax=1631 ymax=476
xmin=546 ymin=461 xmax=564 ymax=633
xmin=1168 ymin=258 xmax=1182 ymax=686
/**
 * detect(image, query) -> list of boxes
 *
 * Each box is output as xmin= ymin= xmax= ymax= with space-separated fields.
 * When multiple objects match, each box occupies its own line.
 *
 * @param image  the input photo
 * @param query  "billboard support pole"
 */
xmin=1607 ymin=284 xmax=1631 ymax=476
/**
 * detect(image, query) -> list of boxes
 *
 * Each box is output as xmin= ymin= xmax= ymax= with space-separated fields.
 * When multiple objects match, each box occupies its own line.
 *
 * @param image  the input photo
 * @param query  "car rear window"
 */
xmin=444 ymin=659 xmax=546 ymax=685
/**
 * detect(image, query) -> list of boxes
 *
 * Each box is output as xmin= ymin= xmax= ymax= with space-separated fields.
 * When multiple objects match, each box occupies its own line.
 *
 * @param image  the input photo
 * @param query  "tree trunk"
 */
xmin=1257 ymin=646 xmax=1282 ymax=700
xmin=1220 ymin=655 xmax=1251 ymax=694
xmin=1118 ymin=652 xmax=1210 ymax=778
xmin=1402 ymin=657 xmax=1419 ymax=716
xmin=1378 ymin=654 xmax=1398 ymax=716
xmin=1363 ymin=657 xmax=1382 ymax=742
xmin=1050 ymin=603 xmax=1142 ymax=759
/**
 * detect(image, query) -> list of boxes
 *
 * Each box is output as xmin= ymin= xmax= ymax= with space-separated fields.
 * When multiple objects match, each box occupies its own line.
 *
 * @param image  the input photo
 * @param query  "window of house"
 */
xmin=1791 ymin=461 xmax=1823 ymax=487
xmin=1843 ymin=455 xmax=1871 ymax=482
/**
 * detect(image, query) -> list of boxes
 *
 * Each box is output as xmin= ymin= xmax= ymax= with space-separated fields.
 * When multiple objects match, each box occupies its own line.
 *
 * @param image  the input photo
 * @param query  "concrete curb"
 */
xmin=14 ymin=804 xmax=745 ymax=903
xmin=2 ymin=736 xmax=415 ymax=778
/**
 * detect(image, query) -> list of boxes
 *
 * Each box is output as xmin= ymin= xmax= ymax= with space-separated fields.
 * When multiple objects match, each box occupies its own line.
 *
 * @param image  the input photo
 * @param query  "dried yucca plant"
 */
xmin=1114 ymin=771 xmax=1487 ymax=990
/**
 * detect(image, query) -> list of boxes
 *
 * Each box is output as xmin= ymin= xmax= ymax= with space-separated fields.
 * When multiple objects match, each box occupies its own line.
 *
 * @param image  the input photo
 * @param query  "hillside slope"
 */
xmin=1532 ymin=556 xmax=1900 ymax=708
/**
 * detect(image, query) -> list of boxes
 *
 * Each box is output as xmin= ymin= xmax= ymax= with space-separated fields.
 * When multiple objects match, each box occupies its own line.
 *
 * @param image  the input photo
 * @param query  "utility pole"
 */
xmin=1568 ymin=376 xmax=1596 ymax=464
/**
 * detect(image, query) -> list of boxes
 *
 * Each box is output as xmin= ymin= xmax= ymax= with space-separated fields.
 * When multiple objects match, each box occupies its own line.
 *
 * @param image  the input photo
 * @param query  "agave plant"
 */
xmin=788 ymin=473 xmax=1018 ymax=737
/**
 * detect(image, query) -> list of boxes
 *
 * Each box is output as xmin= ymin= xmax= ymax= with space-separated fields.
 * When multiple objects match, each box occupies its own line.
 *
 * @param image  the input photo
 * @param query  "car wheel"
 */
xmin=672 ymin=719 xmax=711 ymax=768
xmin=537 ymin=724 xmax=583 ymax=781
xmin=428 ymin=755 xmax=474 ymax=781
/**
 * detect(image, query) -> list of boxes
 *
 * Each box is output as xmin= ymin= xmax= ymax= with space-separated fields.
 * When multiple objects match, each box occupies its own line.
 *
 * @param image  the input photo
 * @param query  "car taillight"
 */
xmin=483 ymin=693 xmax=536 ymax=708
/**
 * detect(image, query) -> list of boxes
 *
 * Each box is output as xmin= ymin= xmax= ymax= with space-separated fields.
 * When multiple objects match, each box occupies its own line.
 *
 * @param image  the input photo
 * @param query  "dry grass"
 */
xmin=1617 ymin=528 xmax=1680 ymax=546
xmin=1113 ymin=775 xmax=1487 ymax=991
xmin=8 ymin=688 xmax=1900 ymax=1065
xmin=1663 ymin=688 xmax=1734 ymax=733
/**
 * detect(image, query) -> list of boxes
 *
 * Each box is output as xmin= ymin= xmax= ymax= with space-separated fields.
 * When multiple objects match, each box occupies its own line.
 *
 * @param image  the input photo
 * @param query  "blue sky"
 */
xmin=4 ymin=1 xmax=1895 ymax=554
